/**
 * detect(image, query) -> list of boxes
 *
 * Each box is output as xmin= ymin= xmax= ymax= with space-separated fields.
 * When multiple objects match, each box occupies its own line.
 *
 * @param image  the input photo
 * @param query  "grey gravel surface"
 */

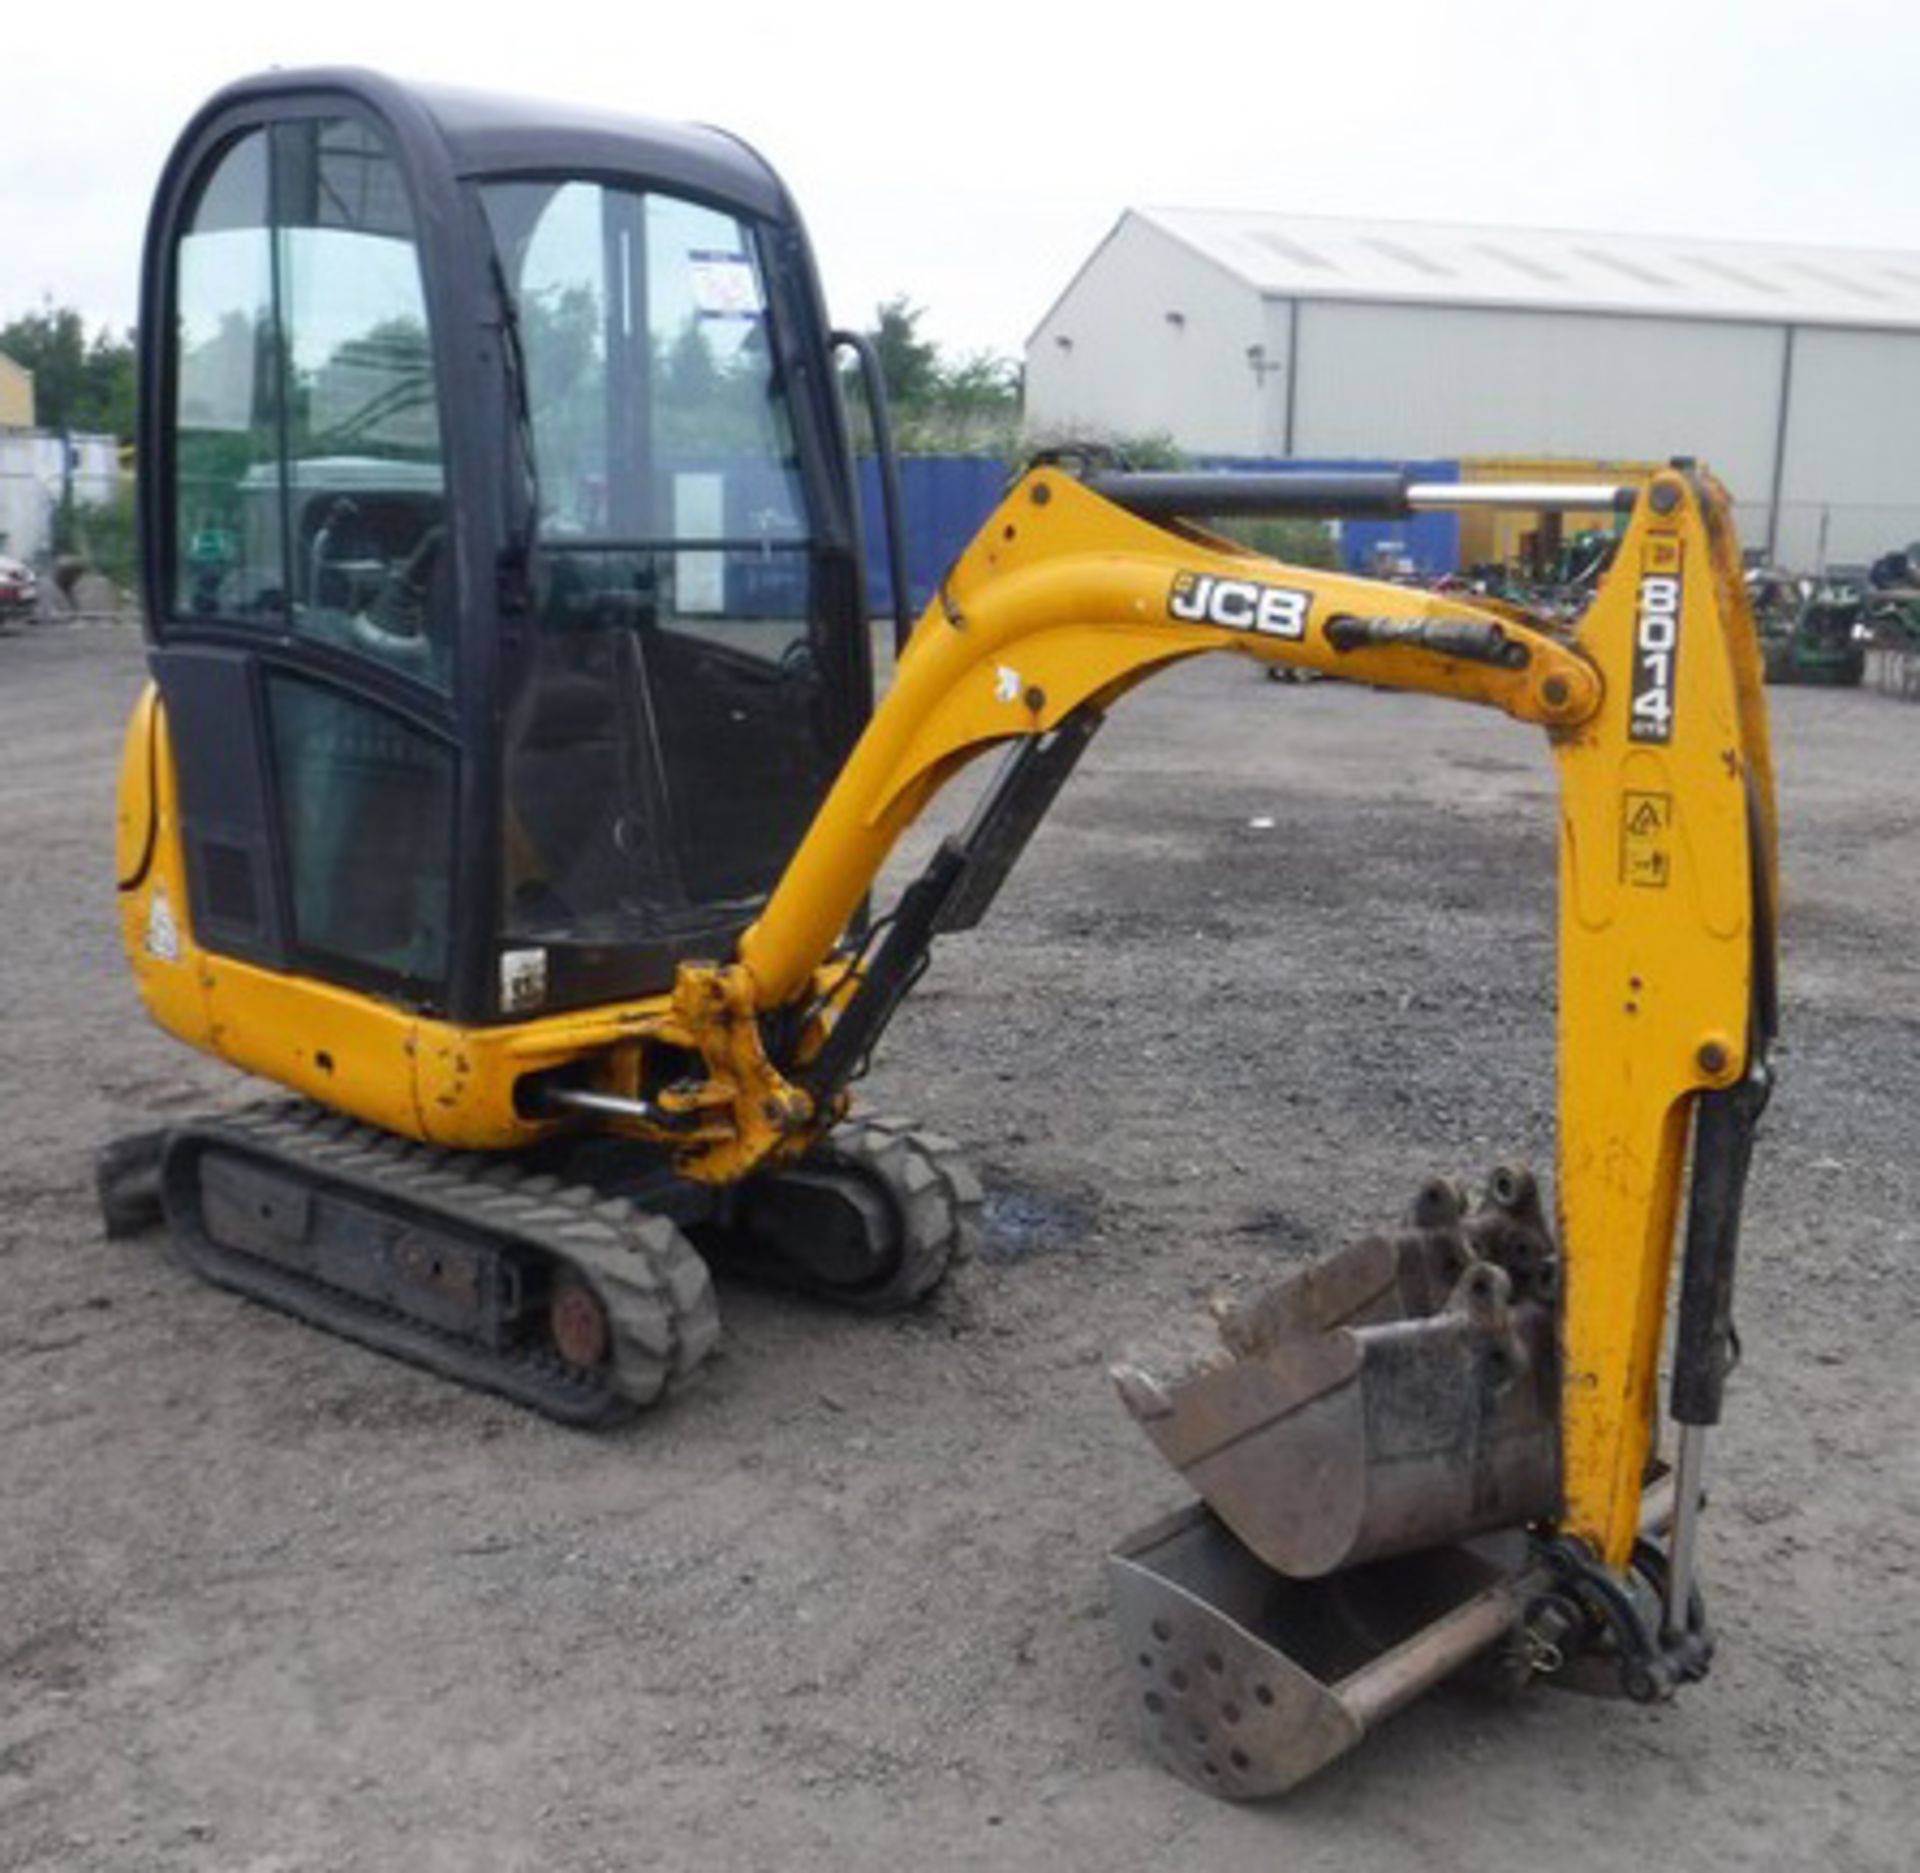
xmin=2 ymin=624 xmax=1915 ymax=1871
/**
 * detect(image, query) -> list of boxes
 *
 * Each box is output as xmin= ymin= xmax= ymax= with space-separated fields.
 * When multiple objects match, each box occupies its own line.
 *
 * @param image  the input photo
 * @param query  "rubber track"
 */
xmin=802 ymin=1115 xmax=983 ymax=1311
xmin=163 ymin=1100 xmax=720 ymax=1426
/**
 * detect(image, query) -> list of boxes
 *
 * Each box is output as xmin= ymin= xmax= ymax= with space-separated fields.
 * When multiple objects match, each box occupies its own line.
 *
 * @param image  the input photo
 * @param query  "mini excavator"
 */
xmin=105 ymin=70 xmax=1778 ymax=1798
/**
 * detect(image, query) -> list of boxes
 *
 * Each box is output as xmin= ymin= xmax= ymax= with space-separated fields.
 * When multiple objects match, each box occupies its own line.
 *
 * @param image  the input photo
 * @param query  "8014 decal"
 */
xmin=1629 ymin=568 xmax=1683 ymax=743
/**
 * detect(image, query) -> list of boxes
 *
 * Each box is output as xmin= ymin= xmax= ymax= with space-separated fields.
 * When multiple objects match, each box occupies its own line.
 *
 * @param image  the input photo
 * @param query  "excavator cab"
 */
xmin=140 ymin=70 xmax=874 ymax=1025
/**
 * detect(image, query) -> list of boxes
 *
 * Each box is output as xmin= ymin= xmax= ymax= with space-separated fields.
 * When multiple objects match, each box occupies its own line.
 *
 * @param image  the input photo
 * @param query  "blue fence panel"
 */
xmin=858 ymin=455 xmax=1010 ymax=617
xmin=1198 ymin=457 xmax=1461 ymax=575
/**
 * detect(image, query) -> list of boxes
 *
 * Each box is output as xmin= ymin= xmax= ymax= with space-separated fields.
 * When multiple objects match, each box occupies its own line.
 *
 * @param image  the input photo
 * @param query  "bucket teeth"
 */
xmin=1111 ymin=1363 xmax=1176 ymax=1422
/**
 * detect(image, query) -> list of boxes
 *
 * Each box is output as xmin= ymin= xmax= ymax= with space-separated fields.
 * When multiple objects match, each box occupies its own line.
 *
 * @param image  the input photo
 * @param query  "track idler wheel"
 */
xmin=730 ymin=1116 xmax=981 ymax=1312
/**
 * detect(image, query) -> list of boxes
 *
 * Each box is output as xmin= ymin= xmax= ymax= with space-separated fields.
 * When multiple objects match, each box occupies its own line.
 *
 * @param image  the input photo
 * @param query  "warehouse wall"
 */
xmin=0 ymin=432 xmax=120 ymax=565
xmin=1025 ymin=216 xmax=1283 ymax=456
xmin=1027 ymin=231 xmax=1920 ymax=570
xmin=1773 ymin=327 xmax=1920 ymax=568
xmin=1290 ymin=301 xmax=1786 ymax=549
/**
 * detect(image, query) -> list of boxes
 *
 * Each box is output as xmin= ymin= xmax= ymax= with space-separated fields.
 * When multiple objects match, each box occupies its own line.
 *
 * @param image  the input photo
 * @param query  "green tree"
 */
xmin=850 ymin=297 xmax=1022 ymax=455
xmin=82 ymin=325 xmax=137 ymax=440
xmin=1019 ymin=425 xmax=1187 ymax=470
xmin=0 ymin=300 xmax=137 ymax=438
xmin=515 ymin=283 xmax=604 ymax=521
xmin=868 ymin=295 xmax=942 ymax=414
xmin=70 ymin=482 xmax=139 ymax=587
xmin=306 ymin=315 xmax=436 ymax=457
xmin=1212 ymin=514 xmax=1339 ymax=569
xmin=940 ymin=351 xmax=1021 ymax=423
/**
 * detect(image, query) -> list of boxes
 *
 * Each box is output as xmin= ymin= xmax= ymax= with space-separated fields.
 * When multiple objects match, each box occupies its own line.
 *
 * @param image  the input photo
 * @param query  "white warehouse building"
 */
xmin=1025 ymin=209 xmax=1920 ymax=568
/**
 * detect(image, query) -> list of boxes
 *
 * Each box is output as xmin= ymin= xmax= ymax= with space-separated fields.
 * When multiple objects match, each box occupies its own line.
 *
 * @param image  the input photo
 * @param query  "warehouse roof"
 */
xmin=1127 ymin=207 xmax=1920 ymax=331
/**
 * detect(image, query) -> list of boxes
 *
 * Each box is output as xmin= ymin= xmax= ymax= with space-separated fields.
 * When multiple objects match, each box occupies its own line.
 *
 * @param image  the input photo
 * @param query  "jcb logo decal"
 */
xmin=1170 ymin=572 xmax=1311 ymax=640
xmin=1629 ymin=571 xmax=1682 ymax=743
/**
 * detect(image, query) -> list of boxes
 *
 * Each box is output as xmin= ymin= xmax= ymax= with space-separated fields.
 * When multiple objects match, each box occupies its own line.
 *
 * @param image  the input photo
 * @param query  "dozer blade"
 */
xmin=1109 ymin=1171 xmax=1566 ymax=1794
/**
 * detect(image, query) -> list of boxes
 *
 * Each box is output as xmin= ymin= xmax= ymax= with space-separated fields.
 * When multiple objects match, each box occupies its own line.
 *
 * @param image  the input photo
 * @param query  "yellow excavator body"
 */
xmin=107 ymin=66 xmax=1778 ymax=1801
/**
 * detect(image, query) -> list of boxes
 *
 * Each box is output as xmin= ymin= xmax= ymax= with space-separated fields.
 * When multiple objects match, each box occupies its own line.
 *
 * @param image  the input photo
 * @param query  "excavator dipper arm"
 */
xmin=1547 ymin=466 xmax=1775 ymax=1575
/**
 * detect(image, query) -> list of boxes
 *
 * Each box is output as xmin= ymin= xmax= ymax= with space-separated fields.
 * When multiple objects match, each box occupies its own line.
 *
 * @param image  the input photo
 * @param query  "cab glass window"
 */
xmin=482 ymin=179 xmax=833 ymax=949
xmin=172 ymin=117 xmax=452 ymax=688
xmin=174 ymin=131 xmax=279 ymax=624
xmin=268 ymin=675 xmax=455 ymax=991
xmin=483 ymin=179 xmax=808 ymax=615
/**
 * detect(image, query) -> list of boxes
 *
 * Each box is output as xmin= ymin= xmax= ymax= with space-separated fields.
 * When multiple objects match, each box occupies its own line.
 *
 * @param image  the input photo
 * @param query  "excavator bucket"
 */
xmin=1109 ymin=1507 xmax=1533 ymax=1798
xmin=1108 ymin=1173 xmax=1563 ymax=1792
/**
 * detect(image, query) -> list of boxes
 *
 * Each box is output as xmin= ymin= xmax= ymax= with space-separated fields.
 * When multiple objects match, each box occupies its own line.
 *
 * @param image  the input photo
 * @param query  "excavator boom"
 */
xmin=735 ymin=467 xmax=1602 ymax=1006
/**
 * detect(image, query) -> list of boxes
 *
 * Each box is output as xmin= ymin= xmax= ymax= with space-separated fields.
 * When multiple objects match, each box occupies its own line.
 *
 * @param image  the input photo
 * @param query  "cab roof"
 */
xmin=195 ymin=66 xmax=790 ymax=218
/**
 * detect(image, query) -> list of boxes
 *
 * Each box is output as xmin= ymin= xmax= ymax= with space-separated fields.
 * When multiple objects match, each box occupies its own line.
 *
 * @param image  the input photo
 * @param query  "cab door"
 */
xmin=153 ymin=110 xmax=463 ymax=1012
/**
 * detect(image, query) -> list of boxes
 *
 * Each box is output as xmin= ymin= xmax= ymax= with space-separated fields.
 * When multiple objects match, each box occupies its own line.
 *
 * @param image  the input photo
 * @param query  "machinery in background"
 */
xmin=1451 ymin=526 xmax=1621 ymax=624
xmin=1747 ymin=567 xmax=1867 ymax=687
xmin=1862 ymin=549 xmax=1920 ymax=699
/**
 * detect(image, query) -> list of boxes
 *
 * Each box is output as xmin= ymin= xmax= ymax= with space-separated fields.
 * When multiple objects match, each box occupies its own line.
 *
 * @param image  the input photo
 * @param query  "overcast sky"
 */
xmin=6 ymin=0 xmax=1918 ymax=362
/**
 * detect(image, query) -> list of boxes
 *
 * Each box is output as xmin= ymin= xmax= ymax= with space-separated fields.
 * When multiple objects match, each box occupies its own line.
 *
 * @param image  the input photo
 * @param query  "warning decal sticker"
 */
xmin=1620 ymin=790 xmax=1674 ymax=889
xmin=689 ymin=251 xmax=763 ymax=318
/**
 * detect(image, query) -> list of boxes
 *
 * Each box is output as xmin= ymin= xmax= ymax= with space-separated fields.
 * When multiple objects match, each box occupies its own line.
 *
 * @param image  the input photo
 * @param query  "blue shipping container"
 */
xmin=857 ymin=456 xmax=1012 ymax=618
xmin=856 ymin=455 xmax=1463 ymax=623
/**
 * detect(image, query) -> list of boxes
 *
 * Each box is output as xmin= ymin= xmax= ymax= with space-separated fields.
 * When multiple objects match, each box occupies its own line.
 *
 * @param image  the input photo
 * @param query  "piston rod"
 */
xmin=1088 ymin=469 xmax=1636 ymax=523
xmin=1664 ymin=1424 xmax=1709 ymax=1640
xmin=542 ymin=1086 xmax=670 ymax=1126
xmin=1405 ymin=481 xmax=1636 ymax=513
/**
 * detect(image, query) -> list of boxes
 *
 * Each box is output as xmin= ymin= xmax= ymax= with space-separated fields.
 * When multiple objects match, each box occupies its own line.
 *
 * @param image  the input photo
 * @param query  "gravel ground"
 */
xmin=1 ymin=624 xmax=1915 ymax=1872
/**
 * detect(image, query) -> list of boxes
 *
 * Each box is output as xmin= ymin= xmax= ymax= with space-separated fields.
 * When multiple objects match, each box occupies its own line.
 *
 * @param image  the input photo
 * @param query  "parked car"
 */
xmin=0 ymin=554 xmax=38 ymax=627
